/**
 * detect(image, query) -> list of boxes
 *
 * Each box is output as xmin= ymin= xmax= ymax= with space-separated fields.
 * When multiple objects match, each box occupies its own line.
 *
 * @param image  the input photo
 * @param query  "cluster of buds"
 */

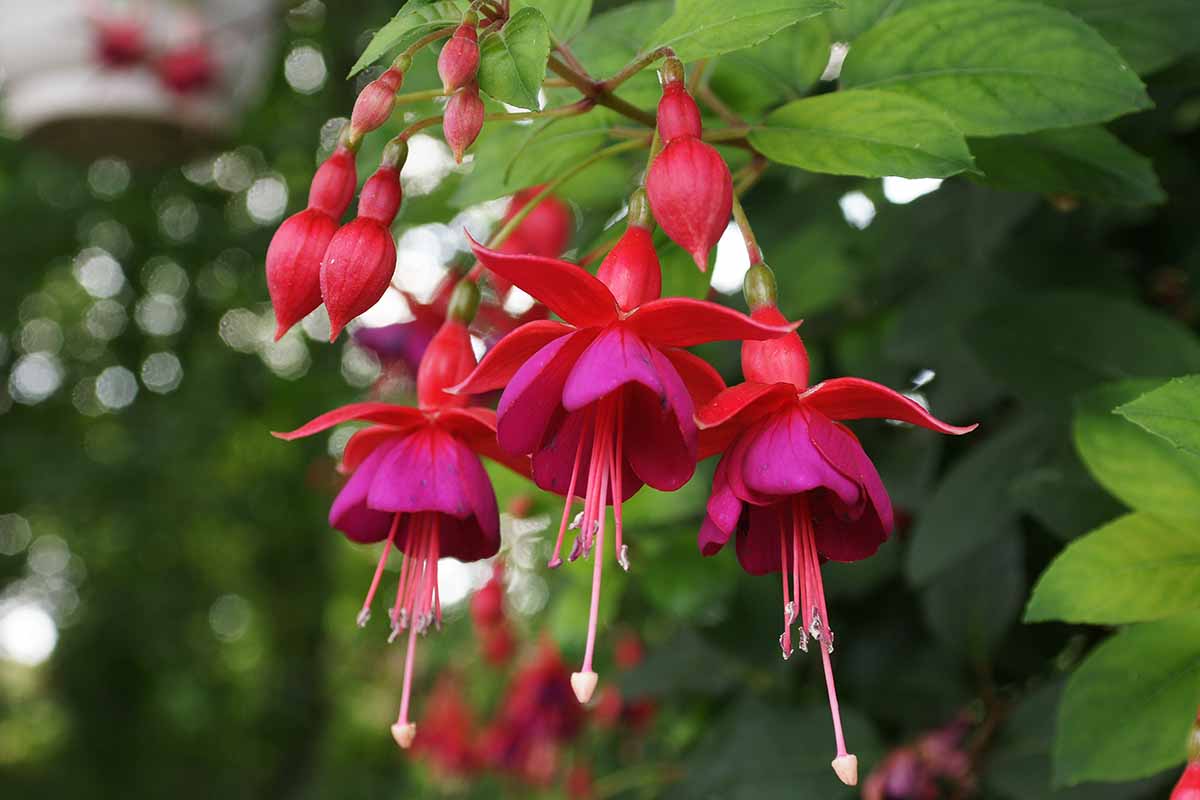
xmin=439 ymin=15 xmax=484 ymax=163
xmin=90 ymin=11 xmax=218 ymax=95
xmin=645 ymin=57 xmax=732 ymax=270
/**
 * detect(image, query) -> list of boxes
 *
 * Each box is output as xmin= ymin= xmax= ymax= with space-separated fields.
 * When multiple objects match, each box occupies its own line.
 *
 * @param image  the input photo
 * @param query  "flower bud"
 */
xmin=266 ymin=147 xmax=358 ymax=339
xmin=438 ymin=21 xmax=480 ymax=94
xmin=1171 ymin=762 xmax=1200 ymax=800
xmin=741 ymin=301 xmax=809 ymax=390
xmin=416 ymin=286 xmax=478 ymax=408
xmin=645 ymin=138 xmax=732 ymax=271
xmin=349 ymin=67 xmax=404 ymax=142
xmin=596 ymin=213 xmax=661 ymax=311
xmin=502 ymin=186 xmax=574 ymax=258
xmin=742 ymin=262 xmax=777 ymax=311
xmin=657 ymin=81 xmax=702 ymax=142
xmin=155 ymin=42 xmax=217 ymax=95
xmin=444 ymin=83 xmax=485 ymax=164
xmin=320 ymin=166 xmax=403 ymax=340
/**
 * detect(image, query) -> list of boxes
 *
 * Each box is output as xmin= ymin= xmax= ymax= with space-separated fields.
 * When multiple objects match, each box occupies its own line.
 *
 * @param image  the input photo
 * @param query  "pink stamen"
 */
xmin=580 ymin=399 xmax=613 ymax=676
xmin=550 ymin=409 xmax=591 ymax=568
xmin=396 ymin=615 xmax=419 ymax=727
xmin=613 ymin=401 xmax=627 ymax=570
xmin=358 ymin=514 xmax=400 ymax=626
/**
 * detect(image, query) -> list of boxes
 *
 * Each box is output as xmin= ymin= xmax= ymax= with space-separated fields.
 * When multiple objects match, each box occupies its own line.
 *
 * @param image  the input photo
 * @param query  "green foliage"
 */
xmin=477 ymin=6 xmax=551 ymax=109
xmin=1042 ymin=0 xmax=1200 ymax=75
xmin=350 ymin=0 xmax=473 ymax=76
xmin=512 ymin=0 xmax=593 ymax=40
xmin=840 ymin=0 xmax=1152 ymax=136
xmin=1117 ymin=375 xmax=1200 ymax=456
xmin=750 ymin=90 xmax=976 ymax=178
xmin=644 ymin=0 xmax=839 ymax=62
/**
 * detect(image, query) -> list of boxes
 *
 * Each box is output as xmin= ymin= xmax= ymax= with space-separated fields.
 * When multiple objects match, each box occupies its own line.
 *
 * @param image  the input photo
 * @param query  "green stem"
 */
xmin=731 ymin=191 xmax=762 ymax=266
xmin=551 ymin=33 xmax=592 ymax=78
xmin=391 ymin=88 xmax=447 ymax=106
xmin=600 ymin=46 xmax=676 ymax=93
xmin=702 ymin=126 xmax=751 ymax=143
xmin=548 ymin=56 xmax=656 ymax=128
xmin=486 ymin=138 xmax=650 ymax=249
xmin=401 ymin=27 xmax=453 ymax=61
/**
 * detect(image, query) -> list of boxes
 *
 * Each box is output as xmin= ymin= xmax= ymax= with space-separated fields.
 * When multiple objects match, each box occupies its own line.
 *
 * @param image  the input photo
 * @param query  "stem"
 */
xmin=687 ymin=59 xmax=708 ymax=94
xmin=600 ymin=46 xmax=675 ymax=93
xmin=484 ymin=98 xmax=594 ymax=122
xmin=731 ymin=192 xmax=762 ymax=266
xmin=548 ymin=56 xmax=656 ymax=128
xmin=391 ymin=88 xmax=447 ymax=106
xmin=485 ymin=138 xmax=649 ymax=249
xmin=401 ymin=27 xmax=452 ymax=61
xmin=696 ymin=83 xmax=746 ymax=127
xmin=702 ymin=126 xmax=751 ymax=143
xmin=552 ymin=33 xmax=592 ymax=78
xmin=397 ymin=115 xmax=444 ymax=140
xmin=734 ymin=155 xmax=769 ymax=196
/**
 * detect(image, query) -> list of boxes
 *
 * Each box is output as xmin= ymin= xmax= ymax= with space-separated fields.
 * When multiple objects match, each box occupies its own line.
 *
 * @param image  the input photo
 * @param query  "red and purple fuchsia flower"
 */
xmin=696 ymin=263 xmax=976 ymax=786
xmin=452 ymin=189 xmax=795 ymax=705
xmin=274 ymin=281 xmax=530 ymax=749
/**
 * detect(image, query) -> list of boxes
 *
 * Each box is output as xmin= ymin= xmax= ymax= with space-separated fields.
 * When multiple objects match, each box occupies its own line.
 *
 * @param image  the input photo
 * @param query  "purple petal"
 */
xmin=699 ymin=458 xmax=742 ymax=556
xmin=739 ymin=407 xmax=860 ymax=507
xmin=621 ymin=348 xmax=698 ymax=491
xmin=330 ymin=438 xmax=402 ymax=542
xmin=532 ymin=406 xmax=642 ymax=501
xmin=366 ymin=428 xmax=473 ymax=519
xmin=353 ymin=320 xmax=437 ymax=373
xmin=810 ymin=491 xmax=888 ymax=563
xmin=436 ymin=514 xmax=501 ymax=563
xmin=496 ymin=329 xmax=596 ymax=456
xmin=736 ymin=503 xmax=786 ymax=576
xmin=562 ymin=325 xmax=663 ymax=412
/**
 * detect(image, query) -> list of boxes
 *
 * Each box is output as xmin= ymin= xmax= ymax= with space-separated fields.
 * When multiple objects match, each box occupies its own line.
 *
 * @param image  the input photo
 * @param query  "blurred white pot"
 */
xmin=0 ymin=0 xmax=276 ymax=163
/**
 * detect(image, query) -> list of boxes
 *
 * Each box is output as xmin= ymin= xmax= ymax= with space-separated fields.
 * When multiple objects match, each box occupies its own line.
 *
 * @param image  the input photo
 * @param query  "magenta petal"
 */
xmin=274 ymin=402 xmax=424 ymax=441
xmin=562 ymin=325 xmax=663 ymax=412
xmin=699 ymin=457 xmax=742 ymax=556
xmin=736 ymin=503 xmax=785 ymax=576
xmin=621 ymin=349 xmax=698 ymax=491
xmin=811 ymin=492 xmax=888 ymax=563
xmin=532 ymin=407 xmax=643 ymax=502
xmin=440 ymin=443 xmax=500 ymax=560
xmin=436 ymin=514 xmax=500 ymax=563
xmin=496 ymin=329 xmax=596 ymax=455
xmin=806 ymin=409 xmax=894 ymax=532
xmin=699 ymin=515 xmax=732 ymax=557
xmin=739 ymin=408 xmax=860 ymax=507
xmin=330 ymin=439 xmax=401 ymax=542
xmin=367 ymin=429 xmax=473 ymax=519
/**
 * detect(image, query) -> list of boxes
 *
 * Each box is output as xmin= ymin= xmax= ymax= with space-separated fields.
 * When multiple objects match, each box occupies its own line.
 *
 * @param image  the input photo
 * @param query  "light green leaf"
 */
xmin=1042 ymin=0 xmax=1200 ymax=75
xmin=749 ymin=89 xmax=975 ymax=178
xmin=709 ymin=18 xmax=833 ymax=115
xmin=840 ymin=0 xmax=1152 ymax=136
xmin=477 ymin=6 xmax=552 ymax=109
xmin=505 ymin=110 xmax=619 ymax=187
xmin=644 ymin=0 xmax=839 ymax=62
xmin=969 ymin=126 xmax=1164 ymax=206
xmin=562 ymin=1 xmax=672 ymax=106
xmin=922 ymin=533 xmax=1024 ymax=661
xmin=1026 ymin=513 xmax=1200 ymax=624
xmin=1117 ymin=375 xmax=1200 ymax=457
xmin=827 ymin=0 xmax=903 ymax=40
xmin=1055 ymin=615 xmax=1200 ymax=784
xmin=350 ymin=0 xmax=472 ymax=77
xmin=967 ymin=292 xmax=1200 ymax=408
xmin=511 ymin=0 xmax=592 ymax=40
xmin=1075 ymin=381 xmax=1200 ymax=524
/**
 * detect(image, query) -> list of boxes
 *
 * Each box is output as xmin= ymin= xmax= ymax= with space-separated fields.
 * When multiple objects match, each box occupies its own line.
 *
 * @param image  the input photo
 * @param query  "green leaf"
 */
xmin=827 ymin=0 xmax=901 ymax=40
xmin=1010 ymin=441 xmax=1124 ymax=540
xmin=969 ymin=126 xmax=1164 ymax=206
xmin=511 ymin=0 xmax=592 ymax=40
xmin=1026 ymin=513 xmax=1200 ymax=624
xmin=1117 ymin=375 xmax=1200 ymax=457
xmin=350 ymin=0 xmax=472 ymax=77
xmin=1075 ymin=381 xmax=1200 ymax=524
xmin=709 ymin=18 xmax=833 ymax=116
xmin=644 ymin=0 xmax=839 ymax=63
xmin=840 ymin=0 xmax=1152 ymax=136
xmin=566 ymin=1 xmax=671 ymax=108
xmin=749 ymin=89 xmax=975 ymax=178
xmin=922 ymin=532 xmax=1024 ymax=661
xmin=1055 ymin=615 xmax=1200 ymax=784
xmin=1042 ymin=0 xmax=1200 ymax=75
xmin=906 ymin=417 xmax=1050 ymax=585
xmin=477 ymin=6 xmax=551 ymax=109
xmin=620 ymin=628 xmax=742 ymax=699
xmin=968 ymin=292 xmax=1200 ymax=408
xmin=505 ymin=110 xmax=618 ymax=187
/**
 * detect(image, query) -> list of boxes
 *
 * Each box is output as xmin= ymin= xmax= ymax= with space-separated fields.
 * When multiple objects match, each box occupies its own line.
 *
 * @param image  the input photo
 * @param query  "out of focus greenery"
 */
xmin=3 ymin=1 xmax=1200 ymax=799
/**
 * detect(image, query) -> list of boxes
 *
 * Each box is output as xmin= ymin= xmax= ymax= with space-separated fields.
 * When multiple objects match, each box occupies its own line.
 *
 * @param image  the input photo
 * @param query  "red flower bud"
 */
xmin=320 ymin=166 xmax=402 ymax=340
xmin=95 ymin=18 xmax=146 ymax=68
xmin=1172 ymin=762 xmax=1200 ymax=800
xmin=350 ymin=67 xmax=403 ymax=140
xmin=266 ymin=147 xmax=357 ymax=340
xmin=445 ymin=84 xmax=485 ymax=164
xmin=742 ymin=304 xmax=810 ymax=389
xmin=596 ymin=224 xmax=661 ymax=311
xmin=438 ymin=22 xmax=480 ymax=94
xmin=155 ymin=43 xmax=217 ymax=95
xmin=657 ymin=81 xmax=702 ymax=142
xmin=503 ymin=186 xmax=574 ymax=258
xmin=416 ymin=282 xmax=479 ymax=408
xmin=646 ymin=137 xmax=732 ymax=271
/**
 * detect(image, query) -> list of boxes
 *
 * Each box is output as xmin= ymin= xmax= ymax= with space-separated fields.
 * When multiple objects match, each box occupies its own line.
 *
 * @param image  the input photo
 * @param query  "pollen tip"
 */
xmin=831 ymin=754 xmax=858 ymax=786
xmin=356 ymin=608 xmax=371 ymax=627
xmin=547 ymin=556 xmax=563 ymax=569
xmin=391 ymin=721 xmax=417 ymax=749
xmin=570 ymin=670 xmax=598 ymax=704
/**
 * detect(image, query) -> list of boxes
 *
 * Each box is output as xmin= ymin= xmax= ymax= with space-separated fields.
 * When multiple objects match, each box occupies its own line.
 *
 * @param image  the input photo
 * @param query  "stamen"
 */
xmin=550 ymin=409 xmax=592 ymax=569
xmin=358 ymin=514 xmax=400 ymax=627
xmin=778 ymin=520 xmax=792 ymax=659
xmin=393 ymin=620 xmax=420 ymax=749
xmin=576 ymin=396 xmax=615 ymax=702
xmin=617 ymin=544 xmax=630 ymax=572
xmin=612 ymin=400 xmax=625 ymax=563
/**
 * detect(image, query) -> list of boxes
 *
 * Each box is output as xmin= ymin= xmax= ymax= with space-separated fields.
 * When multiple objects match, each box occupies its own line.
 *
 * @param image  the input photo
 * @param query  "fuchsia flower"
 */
xmin=445 ymin=81 xmax=485 ymax=164
xmin=274 ymin=281 xmax=528 ymax=749
xmin=696 ymin=264 xmax=976 ymax=786
xmin=645 ymin=58 xmax=732 ymax=271
xmin=437 ymin=17 xmax=480 ymax=94
xmin=498 ymin=186 xmax=575 ymax=262
xmin=452 ymin=191 xmax=795 ymax=704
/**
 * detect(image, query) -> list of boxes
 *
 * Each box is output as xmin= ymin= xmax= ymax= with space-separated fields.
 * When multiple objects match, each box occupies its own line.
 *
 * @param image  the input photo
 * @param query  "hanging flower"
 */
xmin=452 ymin=190 xmax=794 ymax=704
xmin=274 ymin=281 xmax=528 ymax=748
xmin=695 ymin=264 xmax=977 ymax=786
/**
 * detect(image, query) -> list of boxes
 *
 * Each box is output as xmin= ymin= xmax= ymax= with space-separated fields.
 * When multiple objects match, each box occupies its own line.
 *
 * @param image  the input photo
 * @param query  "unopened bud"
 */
xmin=437 ymin=20 xmax=480 ymax=94
xmin=447 ymin=279 xmax=481 ymax=324
xmin=661 ymin=56 xmax=685 ymax=87
xmin=444 ymin=83 xmax=485 ymax=163
xmin=349 ymin=67 xmax=404 ymax=142
xmin=743 ymin=263 xmax=777 ymax=311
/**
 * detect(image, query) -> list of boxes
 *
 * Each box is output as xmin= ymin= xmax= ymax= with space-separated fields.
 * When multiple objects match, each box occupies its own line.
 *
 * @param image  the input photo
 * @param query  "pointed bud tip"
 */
xmin=831 ymin=754 xmax=858 ymax=786
xmin=570 ymin=671 xmax=598 ymax=704
xmin=743 ymin=262 xmax=777 ymax=310
xmin=391 ymin=722 xmax=416 ymax=749
xmin=691 ymin=250 xmax=709 ymax=272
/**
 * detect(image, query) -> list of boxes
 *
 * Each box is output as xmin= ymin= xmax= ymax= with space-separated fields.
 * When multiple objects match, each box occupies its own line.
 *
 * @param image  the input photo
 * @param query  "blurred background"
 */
xmin=1 ymin=1 xmax=1198 ymax=799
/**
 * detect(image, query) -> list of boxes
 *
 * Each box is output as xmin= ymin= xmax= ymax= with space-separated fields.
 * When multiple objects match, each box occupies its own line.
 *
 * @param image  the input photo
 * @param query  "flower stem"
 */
xmin=552 ymin=33 xmax=592 ymax=78
xmin=391 ymin=87 xmax=447 ymax=106
xmin=548 ymin=56 xmax=656 ymax=128
xmin=600 ymin=46 xmax=676 ymax=93
xmin=401 ymin=27 xmax=453 ymax=61
xmin=731 ymin=192 xmax=762 ymax=266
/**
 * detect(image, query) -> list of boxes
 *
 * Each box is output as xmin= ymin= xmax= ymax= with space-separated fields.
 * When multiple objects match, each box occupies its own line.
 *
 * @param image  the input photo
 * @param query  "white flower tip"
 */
xmin=570 ymin=670 xmax=598 ymax=704
xmin=831 ymin=754 xmax=858 ymax=786
xmin=391 ymin=722 xmax=417 ymax=749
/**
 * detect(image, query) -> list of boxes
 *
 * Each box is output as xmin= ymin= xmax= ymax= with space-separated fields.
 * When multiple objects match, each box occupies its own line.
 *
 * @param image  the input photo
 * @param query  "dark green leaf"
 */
xmin=620 ymin=628 xmax=743 ymax=699
xmin=969 ymin=126 xmax=1164 ymax=206
xmin=1042 ymin=0 xmax=1200 ymax=75
xmin=827 ymin=0 xmax=902 ymax=40
xmin=644 ymin=0 xmax=839 ymax=62
xmin=1117 ymin=375 xmax=1200 ymax=457
xmin=750 ymin=89 xmax=975 ymax=178
xmin=505 ymin=110 xmax=619 ymax=187
xmin=511 ymin=0 xmax=592 ymax=40
xmin=1075 ymin=382 xmax=1200 ymax=523
xmin=1010 ymin=440 xmax=1124 ymax=539
xmin=967 ymin=292 xmax=1200 ymax=408
xmin=1055 ymin=615 xmax=1200 ymax=784
xmin=709 ymin=18 xmax=832 ymax=115
xmin=477 ymin=6 xmax=551 ymax=109
xmin=922 ymin=532 xmax=1024 ymax=661
xmin=350 ymin=0 xmax=472 ymax=77
xmin=840 ymin=0 xmax=1152 ymax=136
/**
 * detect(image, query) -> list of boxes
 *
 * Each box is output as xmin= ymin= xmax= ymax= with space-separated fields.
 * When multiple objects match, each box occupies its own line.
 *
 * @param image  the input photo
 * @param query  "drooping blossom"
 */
xmin=267 ymin=142 xmax=358 ymax=340
xmin=274 ymin=281 xmax=528 ymax=748
xmin=695 ymin=263 xmax=976 ymax=785
xmin=452 ymin=189 xmax=794 ymax=703
xmin=349 ymin=57 xmax=410 ymax=143
xmin=93 ymin=14 xmax=146 ymax=68
xmin=645 ymin=57 xmax=732 ymax=271
xmin=863 ymin=716 xmax=974 ymax=800
xmin=437 ymin=17 xmax=480 ymax=94
xmin=445 ymin=81 xmax=485 ymax=164
xmin=498 ymin=186 xmax=574 ymax=262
